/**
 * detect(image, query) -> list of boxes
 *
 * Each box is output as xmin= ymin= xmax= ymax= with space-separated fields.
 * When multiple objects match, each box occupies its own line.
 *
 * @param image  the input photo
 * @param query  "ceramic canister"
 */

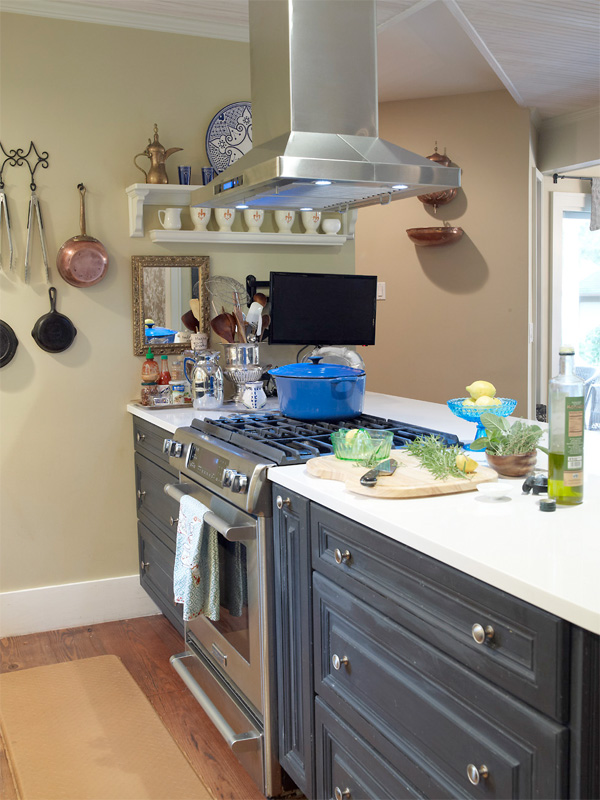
xmin=215 ymin=208 xmax=235 ymax=232
xmin=301 ymin=210 xmax=321 ymax=234
xmin=190 ymin=207 xmax=211 ymax=230
xmin=274 ymin=210 xmax=295 ymax=232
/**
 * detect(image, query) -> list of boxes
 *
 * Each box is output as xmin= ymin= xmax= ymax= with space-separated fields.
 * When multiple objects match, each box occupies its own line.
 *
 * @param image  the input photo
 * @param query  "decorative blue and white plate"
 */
xmin=205 ymin=101 xmax=252 ymax=174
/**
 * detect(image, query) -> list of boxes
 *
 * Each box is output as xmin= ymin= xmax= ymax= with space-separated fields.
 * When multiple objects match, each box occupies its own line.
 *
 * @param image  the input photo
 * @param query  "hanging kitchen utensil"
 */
xmin=416 ymin=144 xmax=458 ymax=212
xmin=56 ymin=184 xmax=108 ymax=287
xmin=24 ymin=183 xmax=50 ymax=284
xmin=31 ymin=287 xmax=77 ymax=353
xmin=0 ymin=320 xmax=18 ymax=367
xmin=0 ymin=183 xmax=14 ymax=272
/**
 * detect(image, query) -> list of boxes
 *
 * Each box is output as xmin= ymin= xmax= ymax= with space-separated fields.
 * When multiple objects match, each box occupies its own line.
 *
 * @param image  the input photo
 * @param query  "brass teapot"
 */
xmin=134 ymin=124 xmax=183 ymax=184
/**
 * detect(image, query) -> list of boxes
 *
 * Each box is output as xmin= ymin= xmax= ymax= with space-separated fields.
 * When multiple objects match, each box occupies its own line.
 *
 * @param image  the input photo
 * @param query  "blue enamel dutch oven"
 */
xmin=269 ymin=361 xmax=366 ymax=421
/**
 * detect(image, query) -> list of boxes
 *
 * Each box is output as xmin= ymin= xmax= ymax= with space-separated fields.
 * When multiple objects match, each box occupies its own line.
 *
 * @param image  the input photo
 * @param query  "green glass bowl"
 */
xmin=331 ymin=429 xmax=393 ymax=466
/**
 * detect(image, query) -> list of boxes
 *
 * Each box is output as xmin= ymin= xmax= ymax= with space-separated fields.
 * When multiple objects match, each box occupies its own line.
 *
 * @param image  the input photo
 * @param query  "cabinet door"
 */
xmin=272 ymin=485 xmax=314 ymax=798
xmin=135 ymin=452 xmax=180 ymax=544
xmin=138 ymin=520 xmax=183 ymax=635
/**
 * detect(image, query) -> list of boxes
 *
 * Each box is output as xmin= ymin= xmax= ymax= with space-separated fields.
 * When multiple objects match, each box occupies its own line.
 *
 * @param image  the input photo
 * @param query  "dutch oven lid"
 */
xmin=270 ymin=361 xmax=365 ymax=379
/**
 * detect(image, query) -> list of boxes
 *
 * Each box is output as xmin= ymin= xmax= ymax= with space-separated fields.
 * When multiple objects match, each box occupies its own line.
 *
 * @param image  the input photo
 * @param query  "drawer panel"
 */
xmin=138 ymin=520 xmax=183 ymax=634
xmin=316 ymin=697 xmax=438 ymax=800
xmin=311 ymin=504 xmax=568 ymax=721
xmin=314 ymin=573 xmax=568 ymax=800
xmin=133 ymin=417 xmax=174 ymax=468
xmin=135 ymin=452 xmax=181 ymax=542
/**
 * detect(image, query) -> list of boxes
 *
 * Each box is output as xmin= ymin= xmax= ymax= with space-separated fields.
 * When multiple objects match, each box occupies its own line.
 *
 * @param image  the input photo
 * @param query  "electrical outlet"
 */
xmin=377 ymin=281 xmax=386 ymax=300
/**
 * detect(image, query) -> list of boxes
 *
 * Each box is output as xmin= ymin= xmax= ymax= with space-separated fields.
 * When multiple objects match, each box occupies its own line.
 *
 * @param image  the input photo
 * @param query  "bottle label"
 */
xmin=563 ymin=396 xmax=584 ymax=485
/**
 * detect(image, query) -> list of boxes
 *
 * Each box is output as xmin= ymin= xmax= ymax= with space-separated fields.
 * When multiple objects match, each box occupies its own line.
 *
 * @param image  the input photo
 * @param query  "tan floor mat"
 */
xmin=0 ymin=654 xmax=214 ymax=799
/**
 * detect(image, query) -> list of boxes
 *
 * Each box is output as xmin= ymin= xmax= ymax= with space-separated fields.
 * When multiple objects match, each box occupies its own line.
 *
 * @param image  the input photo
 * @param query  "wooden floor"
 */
xmin=0 ymin=614 xmax=266 ymax=800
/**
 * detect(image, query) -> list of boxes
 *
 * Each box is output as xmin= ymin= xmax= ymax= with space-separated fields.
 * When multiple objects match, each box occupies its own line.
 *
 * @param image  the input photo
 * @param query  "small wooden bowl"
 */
xmin=406 ymin=226 xmax=463 ymax=247
xmin=486 ymin=451 xmax=537 ymax=477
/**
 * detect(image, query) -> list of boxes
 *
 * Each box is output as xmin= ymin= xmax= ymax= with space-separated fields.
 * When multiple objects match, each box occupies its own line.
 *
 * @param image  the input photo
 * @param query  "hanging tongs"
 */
xmin=24 ymin=179 xmax=50 ymax=284
xmin=0 ymin=181 xmax=14 ymax=272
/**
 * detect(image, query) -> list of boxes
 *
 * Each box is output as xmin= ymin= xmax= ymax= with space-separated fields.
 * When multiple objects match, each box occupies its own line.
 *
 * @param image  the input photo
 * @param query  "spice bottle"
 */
xmin=158 ymin=355 xmax=171 ymax=385
xmin=141 ymin=348 xmax=160 ymax=383
xmin=548 ymin=346 xmax=584 ymax=505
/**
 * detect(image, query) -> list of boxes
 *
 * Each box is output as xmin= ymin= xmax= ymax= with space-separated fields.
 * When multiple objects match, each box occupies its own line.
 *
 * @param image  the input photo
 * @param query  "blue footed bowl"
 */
xmin=447 ymin=397 xmax=517 ymax=449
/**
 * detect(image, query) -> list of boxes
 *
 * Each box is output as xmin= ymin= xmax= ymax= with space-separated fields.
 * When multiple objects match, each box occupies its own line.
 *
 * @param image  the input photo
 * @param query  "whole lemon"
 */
xmin=466 ymin=380 xmax=496 ymax=400
xmin=463 ymin=398 xmax=476 ymax=407
xmin=456 ymin=453 xmax=478 ymax=473
xmin=474 ymin=395 xmax=496 ymax=406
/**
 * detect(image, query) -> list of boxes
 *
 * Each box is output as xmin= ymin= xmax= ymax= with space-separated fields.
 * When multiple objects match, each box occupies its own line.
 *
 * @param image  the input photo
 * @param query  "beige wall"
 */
xmin=357 ymin=91 xmax=532 ymax=407
xmin=537 ymin=108 xmax=600 ymax=173
xmin=0 ymin=13 xmax=354 ymax=593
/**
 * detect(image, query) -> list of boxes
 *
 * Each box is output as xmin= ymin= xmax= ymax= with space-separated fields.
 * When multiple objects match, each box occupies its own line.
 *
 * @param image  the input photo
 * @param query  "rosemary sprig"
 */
xmin=405 ymin=435 xmax=467 ymax=481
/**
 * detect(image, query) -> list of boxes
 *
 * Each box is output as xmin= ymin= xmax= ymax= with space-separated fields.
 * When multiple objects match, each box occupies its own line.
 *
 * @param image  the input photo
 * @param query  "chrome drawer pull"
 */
xmin=334 ymin=787 xmax=351 ymax=800
xmin=276 ymin=495 xmax=291 ymax=510
xmin=334 ymin=548 xmax=351 ymax=564
xmin=332 ymin=654 xmax=349 ymax=671
xmin=471 ymin=623 xmax=495 ymax=644
xmin=467 ymin=764 xmax=489 ymax=785
xmin=169 ymin=516 xmax=179 ymax=527
xmin=140 ymin=560 xmax=149 ymax=571
xmin=137 ymin=489 xmax=146 ymax=501
xmin=136 ymin=432 xmax=145 ymax=442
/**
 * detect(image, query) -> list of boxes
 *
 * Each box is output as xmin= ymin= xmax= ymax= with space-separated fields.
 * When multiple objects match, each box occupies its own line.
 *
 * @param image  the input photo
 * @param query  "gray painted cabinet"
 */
xmin=272 ymin=485 xmax=599 ymax=800
xmin=133 ymin=417 xmax=183 ymax=635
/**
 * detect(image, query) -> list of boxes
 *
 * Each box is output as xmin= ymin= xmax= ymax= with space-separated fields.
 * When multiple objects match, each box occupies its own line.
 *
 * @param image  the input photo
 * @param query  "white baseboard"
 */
xmin=0 ymin=575 xmax=161 ymax=638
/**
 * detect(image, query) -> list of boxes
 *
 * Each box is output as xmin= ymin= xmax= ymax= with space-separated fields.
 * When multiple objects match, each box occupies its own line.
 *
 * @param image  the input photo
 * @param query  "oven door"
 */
xmin=164 ymin=480 xmax=263 ymax=715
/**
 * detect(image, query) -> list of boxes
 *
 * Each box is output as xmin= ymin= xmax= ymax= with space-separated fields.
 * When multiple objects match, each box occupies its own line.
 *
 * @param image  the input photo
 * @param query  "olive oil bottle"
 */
xmin=548 ymin=346 xmax=584 ymax=505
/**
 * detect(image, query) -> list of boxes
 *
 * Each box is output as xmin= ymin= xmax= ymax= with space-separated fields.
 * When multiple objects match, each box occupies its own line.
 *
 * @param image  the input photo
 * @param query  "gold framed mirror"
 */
xmin=132 ymin=255 xmax=210 ymax=355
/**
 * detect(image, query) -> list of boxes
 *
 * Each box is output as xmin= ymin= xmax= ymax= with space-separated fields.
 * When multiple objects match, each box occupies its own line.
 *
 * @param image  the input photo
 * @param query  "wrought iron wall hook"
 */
xmin=0 ymin=141 xmax=50 ymax=190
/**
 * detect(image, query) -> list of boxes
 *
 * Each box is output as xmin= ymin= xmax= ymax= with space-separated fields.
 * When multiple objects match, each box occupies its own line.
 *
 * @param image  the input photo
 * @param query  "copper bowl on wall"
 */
xmin=406 ymin=227 xmax=464 ymax=247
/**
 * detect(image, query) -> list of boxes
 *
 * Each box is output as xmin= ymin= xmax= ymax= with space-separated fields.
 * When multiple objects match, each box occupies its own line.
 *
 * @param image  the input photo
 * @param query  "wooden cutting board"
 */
xmin=306 ymin=449 xmax=498 ymax=498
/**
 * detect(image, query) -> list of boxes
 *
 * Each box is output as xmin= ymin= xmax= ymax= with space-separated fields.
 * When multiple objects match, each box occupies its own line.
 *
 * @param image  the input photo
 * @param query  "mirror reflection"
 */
xmin=132 ymin=255 xmax=210 ymax=355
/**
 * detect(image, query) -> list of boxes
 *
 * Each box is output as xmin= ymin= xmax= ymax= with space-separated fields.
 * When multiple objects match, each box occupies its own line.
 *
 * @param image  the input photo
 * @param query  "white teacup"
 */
xmin=301 ymin=210 xmax=321 ymax=234
xmin=190 ymin=206 xmax=211 ymax=231
xmin=274 ymin=210 xmax=295 ymax=233
xmin=158 ymin=207 xmax=182 ymax=230
xmin=321 ymin=217 xmax=342 ymax=235
xmin=215 ymin=208 xmax=235 ymax=232
xmin=244 ymin=208 xmax=264 ymax=233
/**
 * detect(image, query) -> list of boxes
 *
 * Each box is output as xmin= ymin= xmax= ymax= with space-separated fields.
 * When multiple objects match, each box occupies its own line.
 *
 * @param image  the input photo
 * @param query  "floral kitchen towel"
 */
xmin=174 ymin=495 xmax=220 ymax=621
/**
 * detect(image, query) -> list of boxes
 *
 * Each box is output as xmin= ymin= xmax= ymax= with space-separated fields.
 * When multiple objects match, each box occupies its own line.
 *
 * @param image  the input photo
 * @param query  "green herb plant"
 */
xmin=470 ymin=412 xmax=546 ymax=455
xmin=405 ymin=435 xmax=467 ymax=481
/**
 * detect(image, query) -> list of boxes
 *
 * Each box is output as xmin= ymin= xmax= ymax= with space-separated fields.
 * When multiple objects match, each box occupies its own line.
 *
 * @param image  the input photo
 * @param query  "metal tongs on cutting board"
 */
xmin=24 ymin=184 xmax=49 ymax=284
xmin=360 ymin=458 xmax=398 ymax=487
xmin=0 ymin=182 xmax=14 ymax=272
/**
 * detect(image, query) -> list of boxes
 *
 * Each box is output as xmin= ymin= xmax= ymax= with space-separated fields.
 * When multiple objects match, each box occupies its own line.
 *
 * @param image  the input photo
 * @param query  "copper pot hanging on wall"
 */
xmin=417 ymin=144 xmax=458 ymax=212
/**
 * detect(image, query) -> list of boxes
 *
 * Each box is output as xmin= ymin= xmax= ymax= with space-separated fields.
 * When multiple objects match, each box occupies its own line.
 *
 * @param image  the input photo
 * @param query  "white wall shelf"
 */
xmin=126 ymin=183 xmax=356 ymax=243
xmin=148 ymin=229 xmax=350 ymax=246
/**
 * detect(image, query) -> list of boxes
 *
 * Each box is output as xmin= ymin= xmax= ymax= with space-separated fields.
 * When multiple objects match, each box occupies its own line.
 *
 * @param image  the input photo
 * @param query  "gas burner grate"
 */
xmin=192 ymin=412 xmax=460 ymax=465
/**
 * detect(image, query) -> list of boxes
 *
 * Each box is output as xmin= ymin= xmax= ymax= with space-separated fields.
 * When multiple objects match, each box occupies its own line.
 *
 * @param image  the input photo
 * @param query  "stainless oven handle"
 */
xmin=170 ymin=652 xmax=260 ymax=754
xmin=164 ymin=483 xmax=257 ymax=542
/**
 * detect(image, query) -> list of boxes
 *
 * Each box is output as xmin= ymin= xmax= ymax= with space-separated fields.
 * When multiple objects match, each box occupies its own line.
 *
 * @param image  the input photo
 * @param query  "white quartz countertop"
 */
xmin=128 ymin=393 xmax=600 ymax=634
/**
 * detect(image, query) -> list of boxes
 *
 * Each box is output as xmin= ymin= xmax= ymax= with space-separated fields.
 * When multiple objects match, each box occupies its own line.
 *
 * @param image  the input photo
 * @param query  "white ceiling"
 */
xmin=3 ymin=0 xmax=600 ymax=119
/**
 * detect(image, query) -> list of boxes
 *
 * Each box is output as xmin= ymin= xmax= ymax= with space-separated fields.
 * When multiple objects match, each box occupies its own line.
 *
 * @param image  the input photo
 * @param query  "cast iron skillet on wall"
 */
xmin=0 ymin=320 xmax=18 ymax=367
xmin=31 ymin=287 xmax=77 ymax=353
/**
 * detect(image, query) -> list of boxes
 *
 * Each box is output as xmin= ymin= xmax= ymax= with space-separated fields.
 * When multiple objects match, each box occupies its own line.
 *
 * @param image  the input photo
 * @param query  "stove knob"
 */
xmin=163 ymin=438 xmax=173 ymax=453
xmin=172 ymin=441 xmax=184 ymax=457
xmin=231 ymin=473 xmax=249 ymax=494
xmin=222 ymin=468 xmax=236 ymax=488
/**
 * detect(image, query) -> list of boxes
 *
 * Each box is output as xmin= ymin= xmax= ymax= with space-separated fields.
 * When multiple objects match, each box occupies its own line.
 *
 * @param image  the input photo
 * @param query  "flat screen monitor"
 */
xmin=268 ymin=272 xmax=377 ymax=346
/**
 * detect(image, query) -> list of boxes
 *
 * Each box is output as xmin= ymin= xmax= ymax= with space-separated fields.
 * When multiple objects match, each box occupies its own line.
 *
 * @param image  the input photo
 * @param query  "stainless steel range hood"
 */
xmin=193 ymin=0 xmax=460 ymax=212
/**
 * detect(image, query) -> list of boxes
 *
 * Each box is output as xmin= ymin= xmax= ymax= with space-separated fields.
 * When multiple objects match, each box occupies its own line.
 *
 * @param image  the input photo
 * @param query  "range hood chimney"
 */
xmin=193 ymin=0 xmax=460 ymax=212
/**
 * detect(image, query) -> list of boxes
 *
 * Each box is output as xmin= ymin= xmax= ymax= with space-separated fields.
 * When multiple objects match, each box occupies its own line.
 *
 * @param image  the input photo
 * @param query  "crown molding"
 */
xmin=0 ymin=0 xmax=249 ymax=42
xmin=540 ymin=106 xmax=600 ymax=130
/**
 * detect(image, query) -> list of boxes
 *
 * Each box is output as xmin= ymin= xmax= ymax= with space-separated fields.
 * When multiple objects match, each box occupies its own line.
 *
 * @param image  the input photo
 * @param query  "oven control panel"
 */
xmin=186 ymin=443 xmax=230 ymax=488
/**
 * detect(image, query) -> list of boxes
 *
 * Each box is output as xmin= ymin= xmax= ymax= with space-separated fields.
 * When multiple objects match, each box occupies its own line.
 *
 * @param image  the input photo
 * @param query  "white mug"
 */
xmin=274 ymin=209 xmax=295 ymax=233
xmin=190 ymin=206 xmax=211 ymax=231
xmin=158 ymin=207 xmax=182 ymax=230
xmin=301 ymin=210 xmax=321 ymax=234
xmin=244 ymin=208 xmax=264 ymax=233
xmin=242 ymin=381 xmax=267 ymax=410
xmin=215 ymin=208 xmax=235 ymax=232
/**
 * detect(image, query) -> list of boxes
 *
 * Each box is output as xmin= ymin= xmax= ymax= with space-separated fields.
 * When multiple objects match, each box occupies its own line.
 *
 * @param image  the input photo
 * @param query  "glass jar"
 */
xmin=140 ymin=382 xmax=158 ymax=406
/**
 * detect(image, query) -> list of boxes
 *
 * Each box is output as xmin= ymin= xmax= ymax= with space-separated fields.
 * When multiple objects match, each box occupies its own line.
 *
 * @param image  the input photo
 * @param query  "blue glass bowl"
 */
xmin=447 ymin=397 xmax=517 ymax=449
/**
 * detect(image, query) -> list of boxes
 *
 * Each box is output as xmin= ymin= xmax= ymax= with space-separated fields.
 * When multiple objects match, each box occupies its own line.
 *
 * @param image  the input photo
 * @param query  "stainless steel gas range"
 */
xmin=163 ymin=412 xmax=460 ymax=797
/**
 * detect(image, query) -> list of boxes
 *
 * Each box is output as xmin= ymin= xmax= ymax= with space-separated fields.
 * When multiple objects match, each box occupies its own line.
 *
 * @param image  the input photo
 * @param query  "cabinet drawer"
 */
xmin=316 ymin=697 xmax=438 ymax=800
xmin=135 ymin=452 xmax=181 ymax=542
xmin=311 ymin=504 xmax=568 ymax=721
xmin=314 ymin=573 xmax=568 ymax=799
xmin=133 ymin=417 xmax=174 ymax=468
xmin=138 ymin=520 xmax=183 ymax=634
